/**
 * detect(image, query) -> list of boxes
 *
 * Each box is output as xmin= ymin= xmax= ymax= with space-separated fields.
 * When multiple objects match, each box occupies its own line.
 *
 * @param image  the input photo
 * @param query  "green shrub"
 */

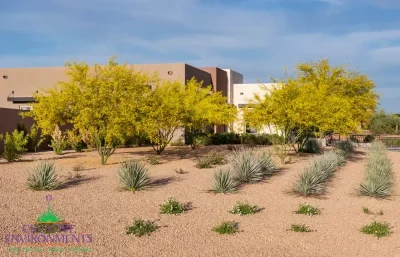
xmin=381 ymin=138 xmax=400 ymax=148
xmin=209 ymin=169 xmax=238 ymax=194
xmin=361 ymin=221 xmax=391 ymax=238
xmin=126 ymin=218 xmax=159 ymax=237
xmin=119 ymin=160 xmax=152 ymax=192
xmin=362 ymin=207 xmax=383 ymax=215
xmin=363 ymin=135 xmax=375 ymax=143
xmin=293 ymin=151 xmax=346 ymax=196
xmin=193 ymin=135 xmax=212 ymax=147
xmin=290 ymin=224 xmax=314 ymax=232
xmin=3 ymin=129 xmax=28 ymax=162
xmin=159 ymin=198 xmax=186 ymax=215
xmin=335 ymin=141 xmax=354 ymax=157
xmin=196 ymin=151 xmax=226 ymax=169
xmin=359 ymin=142 xmax=393 ymax=198
xmin=213 ymin=221 xmax=239 ymax=235
xmin=228 ymin=149 xmax=276 ymax=183
xmin=170 ymin=138 xmax=185 ymax=146
xmin=147 ymin=156 xmax=160 ymax=165
xmin=210 ymin=133 xmax=241 ymax=145
xmin=229 ymin=202 xmax=260 ymax=215
xmin=301 ymin=138 xmax=322 ymax=153
xmin=295 ymin=204 xmax=321 ymax=216
xmin=27 ymin=162 xmax=62 ymax=191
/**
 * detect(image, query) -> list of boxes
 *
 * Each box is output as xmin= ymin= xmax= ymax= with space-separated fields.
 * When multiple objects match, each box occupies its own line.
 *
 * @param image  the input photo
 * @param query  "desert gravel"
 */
xmin=0 ymin=146 xmax=399 ymax=257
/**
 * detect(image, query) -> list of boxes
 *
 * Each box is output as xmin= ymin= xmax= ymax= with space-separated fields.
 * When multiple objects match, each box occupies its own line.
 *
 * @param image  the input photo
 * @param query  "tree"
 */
xmin=181 ymin=78 xmax=237 ymax=149
xmin=368 ymin=109 xmax=400 ymax=134
xmin=139 ymin=80 xmax=184 ymax=154
xmin=245 ymin=59 xmax=379 ymax=156
xmin=23 ymin=56 xmax=156 ymax=164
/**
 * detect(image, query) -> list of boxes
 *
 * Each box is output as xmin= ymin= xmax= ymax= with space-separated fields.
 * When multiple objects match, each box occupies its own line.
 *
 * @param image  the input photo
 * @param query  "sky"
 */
xmin=0 ymin=0 xmax=399 ymax=112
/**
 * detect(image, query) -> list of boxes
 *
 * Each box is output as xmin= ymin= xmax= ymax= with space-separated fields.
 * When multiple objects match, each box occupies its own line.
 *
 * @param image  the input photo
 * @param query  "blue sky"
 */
xmin=0 ymin=0 xmax=399 ymax=112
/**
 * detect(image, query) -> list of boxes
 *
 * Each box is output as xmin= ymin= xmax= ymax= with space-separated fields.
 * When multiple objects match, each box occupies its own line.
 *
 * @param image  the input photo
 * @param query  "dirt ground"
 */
xmin=0 ymin=145 xmax=399 ymax=257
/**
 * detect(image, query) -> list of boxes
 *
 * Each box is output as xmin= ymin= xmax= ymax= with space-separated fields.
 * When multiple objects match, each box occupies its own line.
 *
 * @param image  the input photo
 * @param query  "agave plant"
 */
xmin=227 ymin=149 xmax=276 ymax=183
xmin=27 ymin=161 xmax=62 ymax=191
xmin=119 ymin=160 xmax=152 ymax=192
xmin=293 ymin=151 xmax=345 ymax=196
xmin=210 ymin=169 xmax=238 ymax=194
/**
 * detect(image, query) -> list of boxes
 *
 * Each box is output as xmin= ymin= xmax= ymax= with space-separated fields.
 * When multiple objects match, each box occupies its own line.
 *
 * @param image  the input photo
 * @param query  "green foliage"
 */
xmin=159 ymin=198 xmax=186 ymax=215
xmin=293 ymin=150 xmax=346 ymax=196
xmin=196 ymin=151 xmax=226 ymax=169
xmin=295 ymin=204 xmax=321 ymax=216
xmin=119 ymin=160 xmax=151 ymax=192
xmin=362 ymin=207 xmax=372 ymax=214
xmin=335 ymin=141 xmax=354 ymax=157
xmin=193 ymin=134 xmax=212 ymax=148
xmin=290 ymin=224 xmax=314 ymax=232
xmin=210 ymin=169 xmax=238 ymax=194
xmin=3 ymin=129 xmax=28 ymax=162
xmin=170 ymin=138 xmax=185 ymax=146
xmin=368 ymin=109 xmax=400 ymax=134
xmin=147 ymin=156 xmax=160 ymax=165
xmin=229 ymin=202 xmax=260 ymax=215
xmin=301 ymin=138 xmax=322 ymax=153
xmin=213 ymin=221 xmax=239 ymax=235
xmin=49 ymin=125 xmax=68 ymax=155
xmin=361 ymin=221 xmax=391 ymax=238
xmin=210 ymin=133 xmax=241 ymax=145
xmin=17 ymin=123 xmax=44 ymax=152
xmin=228 ymin=149 xmax=276 ymax=183
xmin=27 ymin=162 xmax=61 ymax=191
xmin=381 ymin=138 xmax=400 ymax=148
xmin=94 ymin=132 xmax=118 ymax=165
xmin=363 ymin=135 xmax=375 ymax=143
xmin=359 ymin=142 xmax=393 ymax=198
xmin=126 ymin=218 xmax=159 ymax=237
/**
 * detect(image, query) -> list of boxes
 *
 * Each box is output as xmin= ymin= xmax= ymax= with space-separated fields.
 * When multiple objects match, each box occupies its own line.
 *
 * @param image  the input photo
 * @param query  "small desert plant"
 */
xmin=227 ymin=149 xmax=276 ymax=183
xmin=119 ymin=160 xmax=152 ymax=192
xmin=209 ymin=169 xmax=238 ymax=194
xmin=49 ymin=125 xmax=68 ymax=155
xmin=293 ymin=151 xmax=346 ymax=196
xmin=72 ymin=164 xmax=84 ymax=172
xmin=361 ymin=221 xmax=391 ymax=238
xmin=290 ymin=224 xmax=314 ymax=232
xmin=2 ymin=129 xmax=28 ymax=162
xmin=302 ymin=138 xmax=322 ymax=154
xmin=27 ymin=162 xmax=62 ymax=190
xmin=174 ymin=168 xmax=186 ymax=174
xmin=274 ymin=144 xmax=290 ymax=164
xmin=126 ymin=218 xmax=159 ymax=237
xmin=295 ymin=204 xmax=321 ymax=216
xmin=370 ymin=140 xmax=387 ymax=153
xmin=147 ymin=156 xmax=160 ymax=165
xmin=196 ymin=157 xmax=213 ymax=169
xmin=159 ymin=198 xmax=186 ymax=215
xmin=335 ymin=141 xmax=354 ymax=157
xmin=229 ymin=202 xmax=260 ymax=215
xmin=359 ymin=142 xmax=393 ymax=198
xmin=363 ymin=207 xmax=372 ymax=214
xmin=196 ymin=151 xmax=226 ymax=169
xmin=213 ymin=221 xmax=239 ymax=235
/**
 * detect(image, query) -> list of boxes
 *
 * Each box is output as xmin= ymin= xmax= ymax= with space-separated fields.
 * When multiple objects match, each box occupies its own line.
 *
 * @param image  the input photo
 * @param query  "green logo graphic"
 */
xmin=37 ymin=195 xmax=62 ymax=223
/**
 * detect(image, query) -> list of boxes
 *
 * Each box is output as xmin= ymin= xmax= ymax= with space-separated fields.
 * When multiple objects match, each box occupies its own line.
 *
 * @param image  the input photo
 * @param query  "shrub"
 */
xmin=213 ymin=221 xmax=239 ymax=235
xmin=147 ymin=156 xmax=160 ymax=165
xmin=126 ymin=218 xmax=159 ymax=237
xmin=361 ymin=221 xmax=391 ymax=238
xmin=27 ymin=162 xmax=62 ymax=191
xmin=72 ymin=164 xmax=84 ymax=172
xmin=335 ymin=141 xmax=354 ymax=157
xmin=301 ymin=138 xmax=322 ymax=154
xmin=363 ymin=135 xmax=375 ymax=143
xmin=174 ymin=168 xmax=187 ymax=174
xmin=159 ymin=198 xmax=186 ymax=215
xmin=290 ymin=224 xmax=313 ymax=232
xmin=362 ymin=207 xmax=372 ymax=214
xmin=209 ymin=169 xmax=238 ymax=194
xmin=210 ymin=133 xmax=241 ymax=145
xmin=2 ymin=129 xmax=28 ymax=162
xmin=229 ymin=202 xmax=260 ymax=215
xmin=295 ymin=204 xmax=321 ymax=216
xmin=49 ymin=125 xmax=68 ymax=155
xmin=196 ymin=151 xmax=226 ymax=169
xmin=293 ymin=151 xmax=346 ymax=196
xmin=193 ymin=135 xmax=212 ymax=147
xmin=359 ymin=142 xmax=393 ymax=198
xmin=119 ymin=160 xmax=152 ymax=192
xmin=170 ymin=138 xmax=185 ymax=146
xmin=227 ymin=149 xmax=276 ymax=183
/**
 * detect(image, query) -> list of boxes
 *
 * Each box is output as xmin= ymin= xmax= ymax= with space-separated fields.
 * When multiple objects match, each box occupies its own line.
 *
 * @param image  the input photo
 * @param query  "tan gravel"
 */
xmin=0 ymin=146 xmax=399 ymax=257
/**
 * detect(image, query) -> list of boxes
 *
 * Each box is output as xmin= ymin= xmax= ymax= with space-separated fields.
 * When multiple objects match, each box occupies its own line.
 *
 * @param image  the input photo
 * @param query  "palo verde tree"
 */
xmin=245 ymin=59 xmax=379 ymax=156
xmin=23 ymin=56 xmax=156 ymax=164
xmin=181 ymin=78 xmax=237 ymax=149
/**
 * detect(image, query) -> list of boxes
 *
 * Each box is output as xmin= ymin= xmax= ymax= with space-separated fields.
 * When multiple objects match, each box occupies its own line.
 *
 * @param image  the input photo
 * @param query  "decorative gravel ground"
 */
xmin=0 ymin=146 xmax=399 ymax=257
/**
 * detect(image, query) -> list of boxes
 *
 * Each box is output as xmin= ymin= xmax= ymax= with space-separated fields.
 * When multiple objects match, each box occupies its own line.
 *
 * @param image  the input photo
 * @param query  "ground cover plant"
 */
xmin=159 ymin=198 xmax=187 ymax=215
xmin=361 ymin=221 xmax=391 ymax=238
xmin=359 ymin=141 xmax=393 ymax=198
xmin=290 ymin=224 xmax=314 ymax=232
xmin=119 ymin=160 xmax=152 ymax=192
xmin=196 ymin=150 xmax=226 ymax=169
xmin=213 ymin=221 xmax=239 ymax=235
xmin=229 ymin=202 xmax=260 ymax=215
xmin=295 ymin=203 xmax=321 ymax=216
xmin=126 ymin=218 xmax=159 ymax=237
xmin=293 ymin=150 xmax=346 ymax=196
xmin=362 ymin=207 xmax=383 ymax=215
xmin=27 ymin=161 xmax=62 ymax=190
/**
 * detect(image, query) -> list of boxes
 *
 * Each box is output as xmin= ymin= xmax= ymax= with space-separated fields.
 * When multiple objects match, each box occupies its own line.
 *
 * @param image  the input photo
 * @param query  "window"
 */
xmin=19 ymin=106 xmax=33 ymax=111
